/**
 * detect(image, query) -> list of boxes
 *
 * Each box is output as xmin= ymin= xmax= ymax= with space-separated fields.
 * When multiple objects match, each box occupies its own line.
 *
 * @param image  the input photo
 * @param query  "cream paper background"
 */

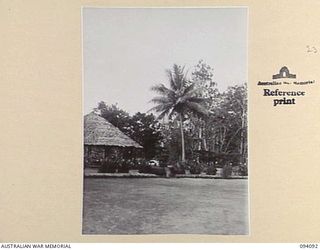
xmin=1 ymin=0 xmax=320 ymax=243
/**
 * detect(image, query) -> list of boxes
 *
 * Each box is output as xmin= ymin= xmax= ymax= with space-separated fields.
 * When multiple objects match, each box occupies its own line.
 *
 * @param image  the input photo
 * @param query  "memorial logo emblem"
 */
xmin=272 ymin=66 xmax=296 ymax=79
xmin=257 ymin=66 xmax=314 ymax=106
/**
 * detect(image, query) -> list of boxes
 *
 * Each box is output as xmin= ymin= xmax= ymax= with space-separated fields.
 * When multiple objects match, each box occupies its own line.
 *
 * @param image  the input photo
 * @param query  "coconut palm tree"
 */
xmin=149 ymin=64 xmax=209 ymax=162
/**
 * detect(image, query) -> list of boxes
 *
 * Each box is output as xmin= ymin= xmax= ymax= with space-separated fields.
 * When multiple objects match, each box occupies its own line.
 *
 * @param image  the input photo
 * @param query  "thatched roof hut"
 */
xmin=84 ymin=112 xmax=142 ymax=148
xmin=84 ymin=112 xmax=143 ymax=167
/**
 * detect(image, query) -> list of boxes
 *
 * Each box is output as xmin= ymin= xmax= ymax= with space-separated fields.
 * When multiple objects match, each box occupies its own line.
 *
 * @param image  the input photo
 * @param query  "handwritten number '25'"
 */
xmin=306 ymin=45 xmax=318 ymax=53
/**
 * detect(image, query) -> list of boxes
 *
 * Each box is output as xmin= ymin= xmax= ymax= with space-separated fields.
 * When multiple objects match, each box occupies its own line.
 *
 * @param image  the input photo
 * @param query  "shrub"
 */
xmin=150 ymin=166 xmax=166 ymax=176
xmin=171 ymin=161 xmax=185 ymax=175
xmin=138 ymin=159 xmax=151 ymax=173
xmin=239 ymin=164 xmax=248 ymax=176
xmin=206 ymin=165 xmax=217 ymax=175
xmin=222 ymin=164 xmax=233 ymax=179
xmin=189 ymin=162 xmax=202 ymax=174
xmin=99 ymin=158 xmax=117 ymax=173
xmin=117 ymin=159 xmax=130 ymax=173
xmin=139 ymin=165 xmax=151 ymax=173
xmin=159 ymin=160 xmax=167 ymax=168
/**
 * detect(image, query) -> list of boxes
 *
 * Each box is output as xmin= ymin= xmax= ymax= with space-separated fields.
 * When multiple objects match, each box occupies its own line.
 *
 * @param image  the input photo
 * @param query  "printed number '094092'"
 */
xmin=306 ymin=45 xmax=318 ymax=53
xmin=300 ymin=244 xmax=318 ymax=248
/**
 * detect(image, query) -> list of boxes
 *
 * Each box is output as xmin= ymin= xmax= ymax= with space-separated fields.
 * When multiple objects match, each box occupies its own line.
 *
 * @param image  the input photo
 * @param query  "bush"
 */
xmin=139 ymin=165 xmax=151 ymax=173
xmin=239 ymin=164 xmax=248 ymax=176
xmin=140 ymin=162 xmax=163 ymax=175
xmin=171 ymin=167 xmax=184 ymax=175
xmin=189 ymin=162 xmax=202 ymax=174
xmin=206 ymin=166 xmax=217 ymax=175
xmin=222 ymin=164 xmax=233 ymax=179
xmin=117 ymin=159 xmax=130 ymax=173
xmin=171 ymin=161 xmax=184 ymax=175
xmin=149 ymin=166 xmax=166 ymax=176
xmin=159 ymin=160 xmax=167 ymax=168
xmin=99 ymin=158 xmax=117 ymax=173
xmin=138 ymin=159 xmax=151 ymax=173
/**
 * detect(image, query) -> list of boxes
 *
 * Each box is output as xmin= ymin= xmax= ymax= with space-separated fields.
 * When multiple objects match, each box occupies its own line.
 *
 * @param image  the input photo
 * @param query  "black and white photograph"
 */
xmin=82 ymin=7 xmax=248 ymax=235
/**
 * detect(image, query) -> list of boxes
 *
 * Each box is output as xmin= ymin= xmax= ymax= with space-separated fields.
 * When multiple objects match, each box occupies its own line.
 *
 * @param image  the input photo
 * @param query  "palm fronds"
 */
xmin=149 ymin=64 xmax=210 ymax=120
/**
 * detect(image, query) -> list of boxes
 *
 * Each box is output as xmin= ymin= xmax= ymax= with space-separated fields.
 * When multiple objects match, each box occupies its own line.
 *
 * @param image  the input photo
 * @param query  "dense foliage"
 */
xmin=93 ymin=60 xmax=248 ymax=176
xmin=95 ymin=102 xmax=163 ymax=160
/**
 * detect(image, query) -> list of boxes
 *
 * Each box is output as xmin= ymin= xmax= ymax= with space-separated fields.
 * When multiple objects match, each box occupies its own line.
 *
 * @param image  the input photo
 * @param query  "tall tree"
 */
xmin=191 ymin=60 xmax=218 ymax=151
xmin=191 ymin=59 xmax=217 ymax=101
xmin=95 ymin=102 xmax=162 ymax=159
xmin=149 ymin=64 xmax=209 ymax=162
xmin=205 ymin=84 xmax=247 ymax=158
xmin=95 ymin=102 xmax=132 ymax=135
xmin=130 ymin=112 xmax=163 ymax=159
xmin=219 ymin=84 xmax=247 ymax=160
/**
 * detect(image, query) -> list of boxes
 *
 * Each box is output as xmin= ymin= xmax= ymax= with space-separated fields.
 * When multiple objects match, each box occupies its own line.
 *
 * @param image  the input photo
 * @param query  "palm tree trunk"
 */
xmin=198 ymin=127 xmax=202 ymax=150
xmin=179 ymin=113 xmax=185 ymax=162
xmin=239 ymin=110 xmax=245 ymax=164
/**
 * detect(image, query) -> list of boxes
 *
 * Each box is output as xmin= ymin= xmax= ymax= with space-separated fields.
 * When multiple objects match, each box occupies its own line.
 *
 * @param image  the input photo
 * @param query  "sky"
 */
xmin=83 ymin=8 xmax=247 ymax=115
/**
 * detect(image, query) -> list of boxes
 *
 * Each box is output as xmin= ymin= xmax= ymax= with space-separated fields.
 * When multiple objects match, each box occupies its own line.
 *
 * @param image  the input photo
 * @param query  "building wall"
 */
xmin=84 ymin=145 xmax=142 ymax=167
